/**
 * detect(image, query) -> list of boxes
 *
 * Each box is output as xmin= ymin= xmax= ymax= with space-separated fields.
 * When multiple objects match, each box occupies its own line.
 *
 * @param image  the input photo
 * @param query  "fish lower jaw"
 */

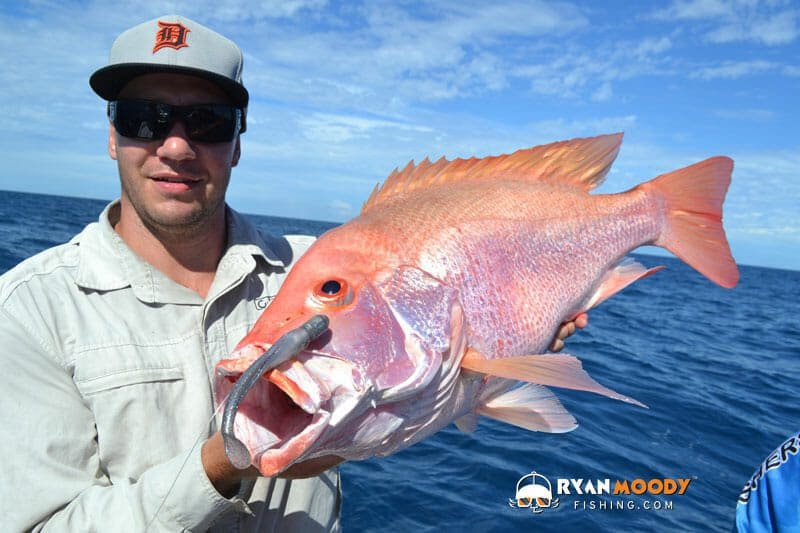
xmin=224 ymin=371 xmax=332 ymax=475
xmin=250 ymin=411 xmax=331 ymax=476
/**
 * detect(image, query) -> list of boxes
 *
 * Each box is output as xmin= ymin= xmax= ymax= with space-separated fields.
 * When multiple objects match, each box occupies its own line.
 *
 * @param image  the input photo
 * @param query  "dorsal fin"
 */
xmin=361 ymin=133 xmax=623 ymax=214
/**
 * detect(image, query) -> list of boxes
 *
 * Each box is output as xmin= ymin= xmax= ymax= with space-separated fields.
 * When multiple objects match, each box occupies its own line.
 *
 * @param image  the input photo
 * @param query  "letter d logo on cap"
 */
xmin=153 ymin=21 xmax=190 ymax=53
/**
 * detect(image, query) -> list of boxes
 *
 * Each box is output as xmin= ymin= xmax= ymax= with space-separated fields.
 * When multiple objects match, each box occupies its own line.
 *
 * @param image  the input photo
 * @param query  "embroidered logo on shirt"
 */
xmin=254 ymin=295 xmax=274 ymax=310
xmin=153 ymin=21 xmax=191 ymax=53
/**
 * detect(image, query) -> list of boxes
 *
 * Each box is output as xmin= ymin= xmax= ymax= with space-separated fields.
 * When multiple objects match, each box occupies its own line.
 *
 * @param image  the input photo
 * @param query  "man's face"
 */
xmin=108 ymin=73 xmax=241 ymax=235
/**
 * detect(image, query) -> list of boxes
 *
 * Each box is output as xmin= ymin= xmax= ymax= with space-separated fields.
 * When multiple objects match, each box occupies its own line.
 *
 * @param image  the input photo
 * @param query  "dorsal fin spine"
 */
xmin=361 ymin=133 xmax=624 ymax=214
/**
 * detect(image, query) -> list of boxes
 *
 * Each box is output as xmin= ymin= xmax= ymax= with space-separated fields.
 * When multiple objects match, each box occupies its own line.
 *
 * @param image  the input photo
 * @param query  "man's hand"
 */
xmin=280 ymin=455 xmax=344 ymax=479
xmin=201 ymin=432 xmax=260 ymax=497
xmin=202 ymin=432 xmax=343 ymax=496
xmin=549 ymin=312 xmax=589 ymax=352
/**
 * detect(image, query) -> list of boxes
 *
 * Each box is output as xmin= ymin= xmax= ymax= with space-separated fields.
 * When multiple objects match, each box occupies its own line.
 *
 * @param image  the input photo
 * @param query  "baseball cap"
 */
xmin=90 ymin=15 xmax=248 ymax=107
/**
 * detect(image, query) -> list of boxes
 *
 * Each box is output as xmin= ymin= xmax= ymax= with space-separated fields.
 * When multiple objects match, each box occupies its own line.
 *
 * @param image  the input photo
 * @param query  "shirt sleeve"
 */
xmin=735 ymin=431 xmax=800 ymax=533
xmin=0 ymin=306 xmax=236 ymax=532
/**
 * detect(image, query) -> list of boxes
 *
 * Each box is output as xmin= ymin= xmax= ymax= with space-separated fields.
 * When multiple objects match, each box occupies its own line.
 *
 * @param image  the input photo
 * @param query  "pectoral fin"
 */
xmin=462 ymin=349 xmax=646 ymax=408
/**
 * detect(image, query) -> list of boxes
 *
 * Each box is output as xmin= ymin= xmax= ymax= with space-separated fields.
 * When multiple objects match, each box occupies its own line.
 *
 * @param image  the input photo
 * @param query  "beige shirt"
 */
xmin=0 ymin=202 xmax=340 ymax=532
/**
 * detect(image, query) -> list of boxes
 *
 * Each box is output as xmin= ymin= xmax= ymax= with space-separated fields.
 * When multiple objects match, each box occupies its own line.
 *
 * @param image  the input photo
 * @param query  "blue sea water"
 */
xmin=0 ymin=189 xmax=797 ymax=532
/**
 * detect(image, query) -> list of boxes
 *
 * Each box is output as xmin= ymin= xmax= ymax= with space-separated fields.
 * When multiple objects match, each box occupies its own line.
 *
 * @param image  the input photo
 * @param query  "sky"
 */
xmin=0 ymin=0 xmax=798 ymax=270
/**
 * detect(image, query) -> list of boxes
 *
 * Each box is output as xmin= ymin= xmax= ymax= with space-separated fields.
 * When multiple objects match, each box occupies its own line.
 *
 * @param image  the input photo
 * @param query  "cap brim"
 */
xmin=90 ymin=64 xmax=249 ymax=107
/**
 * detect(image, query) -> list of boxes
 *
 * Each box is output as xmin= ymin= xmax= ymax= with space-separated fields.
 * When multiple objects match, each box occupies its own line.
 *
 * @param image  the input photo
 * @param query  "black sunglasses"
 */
xmin=108 ymin=99 xmax=246 ymax=143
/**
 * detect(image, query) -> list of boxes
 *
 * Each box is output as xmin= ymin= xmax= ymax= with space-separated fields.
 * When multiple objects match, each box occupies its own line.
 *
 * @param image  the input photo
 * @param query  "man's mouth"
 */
xmin=149 ymin=172 xmax=202 ymax=187
xmin=152 ymin=177 xmax=197 ymax=183
xmin=150 ymin=174 xmax=202 ymax=185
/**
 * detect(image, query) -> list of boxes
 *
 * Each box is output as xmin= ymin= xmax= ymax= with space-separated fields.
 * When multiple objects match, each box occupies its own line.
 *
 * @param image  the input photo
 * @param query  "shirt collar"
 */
xmin=225 ymin=206 xmax=294 ymax=268
xmin=73 ymin=200 xmax=293 ymax=304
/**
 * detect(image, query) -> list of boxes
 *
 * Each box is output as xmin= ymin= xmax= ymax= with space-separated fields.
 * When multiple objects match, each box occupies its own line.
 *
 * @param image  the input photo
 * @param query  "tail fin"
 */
xmin=640 ymin=157 xmax=739 ymax=288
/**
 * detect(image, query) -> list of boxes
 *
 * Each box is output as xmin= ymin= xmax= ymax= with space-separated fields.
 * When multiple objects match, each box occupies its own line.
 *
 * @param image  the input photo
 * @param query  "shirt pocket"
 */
xmin=76 ymin=365 xmax=184 ymax=395
xmin=73 ymin=343 xmax=206 ymax=480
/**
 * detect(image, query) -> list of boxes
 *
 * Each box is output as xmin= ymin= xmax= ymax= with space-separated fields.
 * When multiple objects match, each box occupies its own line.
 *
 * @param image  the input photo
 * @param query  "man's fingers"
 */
xmin=550 ymin=313 xmax=589 ymax=352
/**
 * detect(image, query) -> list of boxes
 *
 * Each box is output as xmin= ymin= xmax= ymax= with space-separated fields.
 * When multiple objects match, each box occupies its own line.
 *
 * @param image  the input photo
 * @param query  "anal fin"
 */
xmin=476 ymin=381 xmax=577 ymax=433
xmin=582 ymin=258 xmax=664 ymax=312
xmin=454 ymin=413 xmax=479 ymax=433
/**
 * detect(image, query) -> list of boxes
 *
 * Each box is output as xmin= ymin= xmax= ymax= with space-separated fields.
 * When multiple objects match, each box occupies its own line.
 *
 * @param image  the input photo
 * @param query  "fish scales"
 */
xmin=337 ymin=180 xmax=662 ymax=357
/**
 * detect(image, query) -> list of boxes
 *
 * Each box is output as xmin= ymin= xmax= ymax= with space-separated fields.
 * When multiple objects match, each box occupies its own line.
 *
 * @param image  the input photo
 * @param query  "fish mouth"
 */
xmin=215 ymin=346 xmax=351 ymax=475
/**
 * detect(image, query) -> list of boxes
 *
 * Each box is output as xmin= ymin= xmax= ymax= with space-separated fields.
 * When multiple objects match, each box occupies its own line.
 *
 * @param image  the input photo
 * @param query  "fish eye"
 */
xmin=320 ymin=280 xmax=341 ymax=295
xmin=312 ymin=278 xmax=353 ymax=307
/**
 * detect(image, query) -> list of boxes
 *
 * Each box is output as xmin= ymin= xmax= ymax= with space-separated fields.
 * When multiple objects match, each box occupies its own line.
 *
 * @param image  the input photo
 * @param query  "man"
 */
xmin=0 ymin=15 xmax=584 ymax=532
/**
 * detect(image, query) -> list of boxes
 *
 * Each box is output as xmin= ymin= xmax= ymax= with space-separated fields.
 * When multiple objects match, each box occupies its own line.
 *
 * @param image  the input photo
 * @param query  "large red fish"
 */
xmin=215 ymin=133 xmax=738 ymax=475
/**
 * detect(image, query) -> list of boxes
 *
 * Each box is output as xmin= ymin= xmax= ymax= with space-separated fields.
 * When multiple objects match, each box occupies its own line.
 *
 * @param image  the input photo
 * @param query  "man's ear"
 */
xmin=231 ymin=135 xmax=241 ymax=167
xmin=108 ymin=124 xmax=118 ymax=161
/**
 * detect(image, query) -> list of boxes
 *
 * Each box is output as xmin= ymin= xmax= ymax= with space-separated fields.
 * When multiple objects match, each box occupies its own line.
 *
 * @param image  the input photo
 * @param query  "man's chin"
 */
xmin=134 ymin=199 xmax=224 ymax=237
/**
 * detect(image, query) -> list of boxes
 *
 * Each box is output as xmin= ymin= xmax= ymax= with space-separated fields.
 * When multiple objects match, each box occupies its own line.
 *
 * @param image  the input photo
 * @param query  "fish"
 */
xmin=214 ymin=133 xmax=739 ymax=476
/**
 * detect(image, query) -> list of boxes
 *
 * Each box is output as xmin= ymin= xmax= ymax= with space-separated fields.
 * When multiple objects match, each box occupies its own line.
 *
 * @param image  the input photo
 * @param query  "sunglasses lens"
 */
xmin=111 ymin=100 xmax=240 ymax=143
xmin=112 ymin=100 xmax=165 ymax=140
xmin=183 ymin=104 xmax=238 ymax=143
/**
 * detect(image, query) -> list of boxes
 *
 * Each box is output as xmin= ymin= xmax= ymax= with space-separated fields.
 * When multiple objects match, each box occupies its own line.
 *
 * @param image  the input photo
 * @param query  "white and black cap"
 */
xmin=90 ymin=15 xmax=248 ymax=107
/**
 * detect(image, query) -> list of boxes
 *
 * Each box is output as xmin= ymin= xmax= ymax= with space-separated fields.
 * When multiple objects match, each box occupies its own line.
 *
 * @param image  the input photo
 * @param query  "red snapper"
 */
xmin=215 ymin=133 xmax=739 ymax=475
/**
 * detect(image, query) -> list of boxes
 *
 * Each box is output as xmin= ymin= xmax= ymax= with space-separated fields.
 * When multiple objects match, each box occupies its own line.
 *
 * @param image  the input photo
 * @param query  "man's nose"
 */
xmin=155 ymin=121 xmax=196 ymax=161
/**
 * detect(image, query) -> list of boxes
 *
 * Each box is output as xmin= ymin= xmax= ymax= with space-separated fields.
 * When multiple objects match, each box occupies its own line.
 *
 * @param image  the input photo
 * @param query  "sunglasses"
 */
xmin=108 ymin=99 xmax=246 ymax=143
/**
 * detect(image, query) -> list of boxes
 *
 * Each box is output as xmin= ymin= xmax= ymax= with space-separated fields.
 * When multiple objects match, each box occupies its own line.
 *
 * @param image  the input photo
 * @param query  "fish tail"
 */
xmin=641 ymin=156 xmax=739 ymax=288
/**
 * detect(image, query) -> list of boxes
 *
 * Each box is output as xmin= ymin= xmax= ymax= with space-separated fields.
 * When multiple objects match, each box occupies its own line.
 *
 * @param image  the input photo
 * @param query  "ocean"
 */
xmin=1 ymin=189 xmax=797 ymax=532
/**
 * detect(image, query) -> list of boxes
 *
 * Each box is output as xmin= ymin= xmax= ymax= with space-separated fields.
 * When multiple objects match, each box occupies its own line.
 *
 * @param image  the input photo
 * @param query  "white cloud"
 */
xmin=712 ymin=108 xmax=776 ymax=120
xmin=735 ymin=226 xmax=800 ymax=236
xmin=328 ymin=199 xmax=354 ymax=218
xmin=519 ymin=34 xmax=679 ymax=101
xmin=236 ymin=0 xmax=591 ymax=110
xmin=724 ymin=148 xmax=800 ymax=241
xmin=732 ymin=148 xmax=800 ymax=185
xmin=634 ymin=36 xmax=673 ymax=57
xmin=209 ymin=0 xmax=329 ymax=20
xmin=591 ymin=82 xmax=614 ymax=102
xmin=653 ymin=0 xmax=734 ymax=20
xmin=528 ymin=115 xmax=637 ymax=139
xmin=708 ymin=9 xmax=799 ymax=45
xmin=652 ymin=1 xmax=799 ymax=46
xmin=691 ymin=60 xmax=777 ymax=79
xmin=297 ymin=113 xmax=434 ymax=143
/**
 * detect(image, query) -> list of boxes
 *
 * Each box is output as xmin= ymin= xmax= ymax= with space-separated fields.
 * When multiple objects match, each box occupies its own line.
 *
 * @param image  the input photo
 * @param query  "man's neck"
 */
xmin=112 ymin=203 xmax=227 ymax=299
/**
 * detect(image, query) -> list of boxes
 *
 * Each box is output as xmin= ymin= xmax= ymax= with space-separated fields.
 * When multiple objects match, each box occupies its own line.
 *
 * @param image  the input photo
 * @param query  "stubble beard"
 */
xmin=120 ymin=173 xmax=230 ymax=243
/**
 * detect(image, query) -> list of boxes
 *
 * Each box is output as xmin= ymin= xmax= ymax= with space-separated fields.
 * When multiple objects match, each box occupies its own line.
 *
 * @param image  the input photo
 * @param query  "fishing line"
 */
xmin=145 ymin=390 xmax=232 ymax=532
xmin=146 ymin=315 xmax=329 ymax=530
